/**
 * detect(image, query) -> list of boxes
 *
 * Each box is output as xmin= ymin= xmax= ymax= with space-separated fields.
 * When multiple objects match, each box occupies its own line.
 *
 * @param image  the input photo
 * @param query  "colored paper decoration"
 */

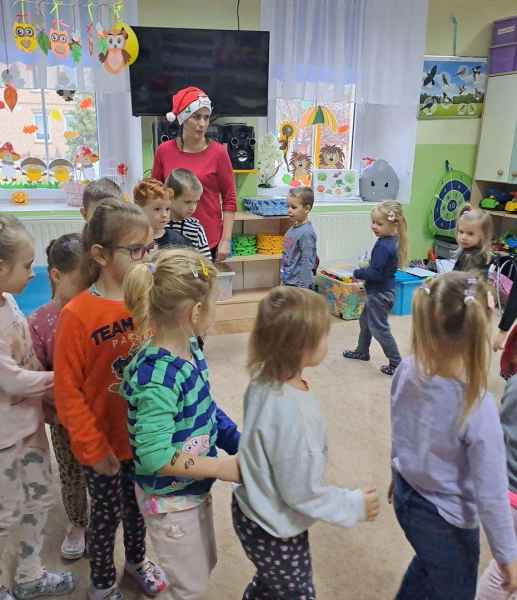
xmin=64 ymin=130 xmax=80 ymax=140
xmin=22 ymin=124 xmax=38 ymax=134
xmin=4 ymin=84 xmax=18 ymax=111
xmin=97 ymin=22 xmax=139 ymax=75
xmin=13 ymin=20 xmax=37 ymax=53
xmin=20 ymin=157 xmax=46 ymax=183
xmin=50 ymin=108 xmax=63 ymax=121
xmin=0 ymin=143 xmax=21 ymax=182
xmin=300 ymin=105 xmax=338 ymax=168
xmin=0 ymin=101 xmax=5 ymax=110
xmin=79 ymin=97 xmax=93 ymax=110
xmin=70 ymin=36 xmax=82 ymax=64
xmin=117 ymin=163 xmax=128 ymax=176
xmin=10 ymin=191 xmax=29 ymax=205
xmin=37 ymin=30 xmax=50 ymax=54
xmin=48 ymin=159 xmax=74 ymax=184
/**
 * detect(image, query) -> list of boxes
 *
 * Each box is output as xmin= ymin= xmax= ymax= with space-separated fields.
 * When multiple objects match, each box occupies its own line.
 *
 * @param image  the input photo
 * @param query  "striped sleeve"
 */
xmin=195 ymin=221 xmax=212 ymax=260
xmin=170 ymin=219 xmax=212 ymax=260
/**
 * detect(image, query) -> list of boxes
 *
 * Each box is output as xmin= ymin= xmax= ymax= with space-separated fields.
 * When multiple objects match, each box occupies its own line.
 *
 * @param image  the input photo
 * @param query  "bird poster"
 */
xmin=419 ymin=56 xmax=488 ymax=120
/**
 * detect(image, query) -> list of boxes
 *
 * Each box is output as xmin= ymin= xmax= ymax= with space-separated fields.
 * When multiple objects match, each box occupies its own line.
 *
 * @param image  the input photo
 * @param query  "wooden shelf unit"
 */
xmin=216 ymin=210 xmax=290 ymax=322
xmin=479 ymin=209 xmax=517 ymax=220
xmin=225 ymin=253 xmax=282 ymax=263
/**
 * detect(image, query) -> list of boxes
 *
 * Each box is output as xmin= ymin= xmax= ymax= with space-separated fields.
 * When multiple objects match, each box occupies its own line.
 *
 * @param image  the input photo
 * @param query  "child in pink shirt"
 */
xmin=29 ymin=233 xmax=87 ymax=561
xmin=0 ymin=214 xmax=76 ymax=599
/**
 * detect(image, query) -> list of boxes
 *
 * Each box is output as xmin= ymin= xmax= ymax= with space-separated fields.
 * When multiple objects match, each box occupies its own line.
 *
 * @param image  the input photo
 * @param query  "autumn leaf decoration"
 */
xmin=79 ymin=97 xmax=93 ymax=110
xmin=23 ymin=125 xmax=38 ymax=134
xmin=4 ymin=85 xmax=18 ymax=111
xmin=37 ymin=30 xmax=50 ymax=54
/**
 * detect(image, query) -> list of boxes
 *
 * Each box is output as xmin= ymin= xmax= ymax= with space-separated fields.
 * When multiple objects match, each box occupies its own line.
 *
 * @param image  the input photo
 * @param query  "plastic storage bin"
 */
xmin=215 ymin=264 xmax=235 ymax=301
xmin=315 ymin=273 xmax=366 ymax=320
xmin=392 ymin=271 xmax=424 ymax=316
xmin=492 ymin=17 xmax=517 ymax=45
xmin=435 ymin=236 xmax=458 ymax=259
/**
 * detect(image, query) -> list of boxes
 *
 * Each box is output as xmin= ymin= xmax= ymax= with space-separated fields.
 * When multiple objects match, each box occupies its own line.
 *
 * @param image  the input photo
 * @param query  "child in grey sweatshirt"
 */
xmin=232 ymin=286 xmax=379 ymax=599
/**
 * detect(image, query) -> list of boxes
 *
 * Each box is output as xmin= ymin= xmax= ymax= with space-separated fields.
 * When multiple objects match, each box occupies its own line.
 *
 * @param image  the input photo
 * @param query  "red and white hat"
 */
xmin=166 ymin=86 xmax=212 ymax=125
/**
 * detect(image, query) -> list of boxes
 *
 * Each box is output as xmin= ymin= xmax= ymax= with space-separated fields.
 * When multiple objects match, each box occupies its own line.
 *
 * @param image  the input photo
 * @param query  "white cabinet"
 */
xmin=475 ymin=74 xmax=517 ymax=183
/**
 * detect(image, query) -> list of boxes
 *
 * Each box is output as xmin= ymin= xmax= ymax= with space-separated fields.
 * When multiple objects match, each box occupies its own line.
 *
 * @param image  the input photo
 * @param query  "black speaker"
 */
xmin=220 ymin=123 xmax=256 ymax=170
xmin=152 ymin=118 xmax=224 ymax=152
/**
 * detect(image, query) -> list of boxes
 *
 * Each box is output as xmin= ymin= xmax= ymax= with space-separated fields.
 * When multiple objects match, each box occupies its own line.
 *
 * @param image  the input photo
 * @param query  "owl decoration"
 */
xmin=13 ymin=20 xmax=37 ymax=53
xmin=97 ymin=23 xmax=139 ymax=75
xmin=49 ymin=27 xmax=70 ymax=58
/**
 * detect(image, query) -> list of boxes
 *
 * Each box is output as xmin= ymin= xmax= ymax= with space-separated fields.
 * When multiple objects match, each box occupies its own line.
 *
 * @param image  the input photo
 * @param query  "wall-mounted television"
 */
xmin=129 ymin=27 xmax=270 ymax=118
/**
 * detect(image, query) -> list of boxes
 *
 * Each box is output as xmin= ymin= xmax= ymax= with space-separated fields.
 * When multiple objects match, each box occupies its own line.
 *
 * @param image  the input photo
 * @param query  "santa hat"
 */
xmin=166 ymin=86 xmax=212 ymax=125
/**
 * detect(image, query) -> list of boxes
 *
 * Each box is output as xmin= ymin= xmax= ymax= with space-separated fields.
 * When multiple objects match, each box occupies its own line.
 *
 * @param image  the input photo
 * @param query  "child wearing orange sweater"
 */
xmin=54 ymin=200 xmax=168 ymax=600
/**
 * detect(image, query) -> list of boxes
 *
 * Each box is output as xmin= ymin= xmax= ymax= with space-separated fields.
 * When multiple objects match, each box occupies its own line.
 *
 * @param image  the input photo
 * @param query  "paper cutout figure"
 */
xmin=97 ymin=23 xmax=139 ymax=75
xmin=359 ymin=159 xmax=399 ymax=202
xmin=48 ymin=159 xmax=74 ymax=184
xmin=13 ymin=20 xmax=37 ymax=53
xmin=319 ymin=144 xmax=346 ymax=169
xmin=21 ymin=157 xmax=46 ymax=183
xmin=288 ymin=151 xmax=312 ymax=187
xmin=0 ymin=143 xmax=21 ymax=181
xmin=75 ymin=146 xmax=98 ymax=181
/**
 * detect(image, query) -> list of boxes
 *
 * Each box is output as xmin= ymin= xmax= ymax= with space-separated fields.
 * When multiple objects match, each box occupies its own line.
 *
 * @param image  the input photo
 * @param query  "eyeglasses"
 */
xmin=112 ymin=242 xmax=155 ymax=261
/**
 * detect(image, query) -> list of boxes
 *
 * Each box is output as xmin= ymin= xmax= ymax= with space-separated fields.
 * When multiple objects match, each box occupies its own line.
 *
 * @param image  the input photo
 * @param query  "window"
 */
xmin=273 ymin=98 xmax=357 ymax=204
xmin=0 ymin=88 xmax=99 ymax=190
xmin=33 ymin=113 xmax=51 ymax=143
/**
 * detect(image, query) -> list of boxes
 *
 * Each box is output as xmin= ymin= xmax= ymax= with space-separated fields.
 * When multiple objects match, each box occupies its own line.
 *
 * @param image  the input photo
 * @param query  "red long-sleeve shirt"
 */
xmin=152 ymin=140 xmax=237 ymax=249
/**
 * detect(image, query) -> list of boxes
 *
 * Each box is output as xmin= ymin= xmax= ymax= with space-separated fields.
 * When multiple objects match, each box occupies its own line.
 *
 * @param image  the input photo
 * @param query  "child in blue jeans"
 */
xmin=391 ymin=272 xmax=517 ymax=599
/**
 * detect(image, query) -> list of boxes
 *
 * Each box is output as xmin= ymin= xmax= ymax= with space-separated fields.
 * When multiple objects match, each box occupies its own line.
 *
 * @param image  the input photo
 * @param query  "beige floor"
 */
xmin=4 ymin=314 xmax=502 ymax=599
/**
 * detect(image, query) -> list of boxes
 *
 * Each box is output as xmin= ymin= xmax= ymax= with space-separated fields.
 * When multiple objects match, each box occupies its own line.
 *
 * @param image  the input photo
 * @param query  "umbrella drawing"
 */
xmin=299 ymin=105 xmax=338 ymax=168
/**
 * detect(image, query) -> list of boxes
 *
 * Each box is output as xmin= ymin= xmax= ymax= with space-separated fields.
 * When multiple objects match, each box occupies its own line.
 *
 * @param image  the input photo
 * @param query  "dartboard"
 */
xmin=429 ymin=166 xmax=472 ymax=238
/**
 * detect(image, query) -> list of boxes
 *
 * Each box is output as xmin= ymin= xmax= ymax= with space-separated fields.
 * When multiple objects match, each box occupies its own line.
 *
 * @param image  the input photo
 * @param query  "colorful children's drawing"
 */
xmin=419 ymin=56 xmax=488 ymax=120
xmin=288 ymin=151 xmax=312 ymax=187
xmin=313 ymin=169 xmax=359 ymax=203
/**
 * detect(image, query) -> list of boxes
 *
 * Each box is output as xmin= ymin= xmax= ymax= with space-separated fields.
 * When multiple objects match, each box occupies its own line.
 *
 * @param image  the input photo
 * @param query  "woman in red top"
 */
xmin=152 ymin=86 xmax=237 ymax=261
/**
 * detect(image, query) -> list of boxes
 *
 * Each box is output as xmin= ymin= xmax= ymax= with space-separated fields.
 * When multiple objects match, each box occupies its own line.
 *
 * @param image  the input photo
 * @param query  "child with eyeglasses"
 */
xmin=54 ymin=199 xmax=168 ymax=600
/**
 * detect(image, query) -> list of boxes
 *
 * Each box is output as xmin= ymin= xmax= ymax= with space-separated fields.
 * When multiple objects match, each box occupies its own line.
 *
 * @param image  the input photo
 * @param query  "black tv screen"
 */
xmin=129 ymin=27 xmax=270 ymax=118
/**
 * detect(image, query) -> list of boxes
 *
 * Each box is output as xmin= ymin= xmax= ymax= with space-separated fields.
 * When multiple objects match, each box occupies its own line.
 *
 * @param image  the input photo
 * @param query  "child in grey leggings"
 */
xmin=344 ymin=201 xmax=408 ymax=376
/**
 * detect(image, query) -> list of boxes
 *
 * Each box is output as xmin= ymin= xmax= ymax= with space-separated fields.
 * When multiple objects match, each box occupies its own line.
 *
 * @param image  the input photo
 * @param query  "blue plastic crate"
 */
xmin=15 ymin=266 xmax=52 ymax=316
xmin=243 ymin=196 xmax=288 ymax=216
xmin=392 ymin=271 xmax=424 ymax=316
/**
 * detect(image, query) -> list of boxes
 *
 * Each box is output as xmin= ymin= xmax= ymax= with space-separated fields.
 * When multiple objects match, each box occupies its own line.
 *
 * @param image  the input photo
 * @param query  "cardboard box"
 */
xmin=315 ymin=273 xmax=366 ymax=320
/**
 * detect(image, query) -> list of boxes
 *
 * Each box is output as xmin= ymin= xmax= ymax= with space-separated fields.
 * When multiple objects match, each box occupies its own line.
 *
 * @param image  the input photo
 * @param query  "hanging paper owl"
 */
xmin=13 ymin=21 xmax=37 ymax=53
xmin=98 ymin=26 xmax=131 ymax=74
xmin=49 ymin=28 xmax=70 ymax=58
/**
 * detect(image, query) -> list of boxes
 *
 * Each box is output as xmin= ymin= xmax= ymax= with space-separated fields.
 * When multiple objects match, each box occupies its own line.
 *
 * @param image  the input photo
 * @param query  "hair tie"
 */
xmin=147 ymin=262 xmax=157 ymax=274
xmin=199 ymin=259 xmax=209 ymax=279
xmin=464 ymin=277 xmax=477 ymax=304
xmin=387 ymin=210 xmax=396 ymax=223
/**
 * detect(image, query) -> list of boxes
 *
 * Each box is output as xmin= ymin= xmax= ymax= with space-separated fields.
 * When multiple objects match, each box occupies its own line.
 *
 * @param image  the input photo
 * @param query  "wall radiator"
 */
xmin=27 ymin=211 xmax=374 ymax=267
xmin=24 ymin=217 xmax=83 ymax=266
xmin=312 ymin=211 xmax=374 ymax=265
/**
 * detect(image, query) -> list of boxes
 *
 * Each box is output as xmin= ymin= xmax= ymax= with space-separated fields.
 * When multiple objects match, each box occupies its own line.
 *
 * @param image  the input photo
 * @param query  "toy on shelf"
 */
xmin=256 ymin=233 xmax=284 ymax=255
xmin=232 ymin=234 xmax=257 ymax=256
xmin=359 ymin=158 xmax=399 ymax=202
xmin=505 ymin=193 xmax=517 ymax=213
xmin=243 ymin=197 xmax=288 ymax=217
xmin=480 ymin=187 xmax=512 ymax=211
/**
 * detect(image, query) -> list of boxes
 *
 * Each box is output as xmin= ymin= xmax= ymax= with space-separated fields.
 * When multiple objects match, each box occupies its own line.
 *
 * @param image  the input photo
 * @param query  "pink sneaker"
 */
xmin=125 ymin=560 xmax=168 ymax=596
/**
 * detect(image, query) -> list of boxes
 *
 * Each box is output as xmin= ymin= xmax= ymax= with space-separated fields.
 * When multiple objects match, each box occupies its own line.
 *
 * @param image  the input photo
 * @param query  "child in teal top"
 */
xmin=122 ymin=249 xmax=240 ymax=599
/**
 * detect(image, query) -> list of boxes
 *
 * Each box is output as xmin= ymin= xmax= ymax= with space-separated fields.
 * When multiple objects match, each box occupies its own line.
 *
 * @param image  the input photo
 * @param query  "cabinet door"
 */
xmin=475 ymin=74 xmax=517 ymax=182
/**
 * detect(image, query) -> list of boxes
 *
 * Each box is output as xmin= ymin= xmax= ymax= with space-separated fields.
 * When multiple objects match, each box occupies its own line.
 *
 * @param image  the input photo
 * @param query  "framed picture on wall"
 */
xmin=418 ymin=56 xmax=488 ymax=120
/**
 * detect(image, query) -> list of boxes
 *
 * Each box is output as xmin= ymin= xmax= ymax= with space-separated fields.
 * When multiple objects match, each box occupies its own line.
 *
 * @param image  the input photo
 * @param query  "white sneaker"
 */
xmin=60 ymin=526 xmax=86 ymax=560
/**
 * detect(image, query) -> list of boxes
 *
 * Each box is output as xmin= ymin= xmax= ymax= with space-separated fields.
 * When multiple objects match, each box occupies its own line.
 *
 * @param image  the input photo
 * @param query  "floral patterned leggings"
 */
xmin=232 ymin=495 xmax=316 ymax=600
xmin=83 ymin=460 xmax=146 ymax=590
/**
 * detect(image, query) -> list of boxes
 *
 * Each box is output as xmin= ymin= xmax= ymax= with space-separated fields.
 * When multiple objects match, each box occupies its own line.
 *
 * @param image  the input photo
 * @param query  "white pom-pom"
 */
xmin=166 ymin=112 xmax=176 ymax=122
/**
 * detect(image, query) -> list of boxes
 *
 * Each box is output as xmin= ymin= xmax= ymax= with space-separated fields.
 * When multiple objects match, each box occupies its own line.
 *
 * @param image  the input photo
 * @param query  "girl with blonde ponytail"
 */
xmin=122 ymin=248 xmax=240 ymax=600
xmin=344 ymin=200 xmax=408 ymax=376
xmin=391 ymin=271 xmax=517 ymax=599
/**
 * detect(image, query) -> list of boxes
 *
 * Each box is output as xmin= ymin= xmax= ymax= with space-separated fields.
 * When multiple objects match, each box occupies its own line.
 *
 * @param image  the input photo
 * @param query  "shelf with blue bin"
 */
xmin=243 ymin=196 xmax=288 ymax=217
xmin=392 ymin=271 xmax=425 ymax=316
